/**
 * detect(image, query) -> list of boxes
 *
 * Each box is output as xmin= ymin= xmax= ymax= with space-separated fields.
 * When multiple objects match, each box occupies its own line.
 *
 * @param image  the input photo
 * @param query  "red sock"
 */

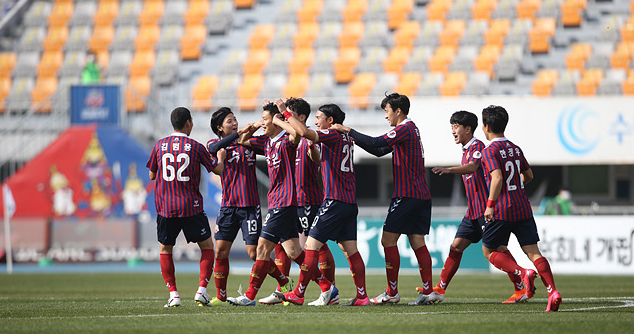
xmin=294 ymin=250 xmax=330 ymax=292
xmin=503 ymin=250 xmax=524 ymax=291
xmin=293 ymin=251 xmax=305 ymax=266
xmin=347 ymin=251 xmax=367 ymax=299
xmin=214 ymin=257 xmax=229 ymax=301
xmin=274 ymin=243 xmax=291 ymax=277
xmin=246 ymin=259 xmax=269 ymax=300
xmin=384 ymin=245 xmax=400 ymax=295
xmin=294 ymin=249 xmax=319 ymax=298
xmin=438 ymin=249 xmax=462 ymax=290
xmin=534 ymin=257 xmax=557 ymax=294
xmin=414 ymin=245 xmax=433 ymax=294
xmin=160 ymin=253 xmax=177 ymax=292
xmin=267 ymin=258 xmax=289 ymax=286
xmin=199 ymin=249 xmax=214 ymax=288
xmin=489 ymin=251 xmax=524 ymax=278
xmin=318 ymin=244 xmax=336 ymax=284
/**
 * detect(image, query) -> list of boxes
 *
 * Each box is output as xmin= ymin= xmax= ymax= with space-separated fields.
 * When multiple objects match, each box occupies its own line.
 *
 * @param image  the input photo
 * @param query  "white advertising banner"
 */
xmin=500 ymin=216 xmax=634 ymax=275
xmin=348 ymin=96 xmax=634 ymax=166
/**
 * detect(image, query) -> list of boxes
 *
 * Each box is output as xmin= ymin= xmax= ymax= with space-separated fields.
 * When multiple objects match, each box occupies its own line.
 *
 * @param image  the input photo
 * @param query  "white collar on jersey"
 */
xmin=170 ymin=132 xmax=188 ymax=137
xmin=490 ymin=137 xmax=508 ymax=143
xmin=398 ymin=118 xmax=412 ymax=126
xmin=270 ymin=129 xmax=287 ymax=143
xmin=462 ymin=137 xmax=478 ymax=151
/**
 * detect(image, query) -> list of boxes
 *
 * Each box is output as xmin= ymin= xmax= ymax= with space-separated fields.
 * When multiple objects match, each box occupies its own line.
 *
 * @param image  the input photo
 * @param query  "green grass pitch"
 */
xmin=1 ymin=272 xmax=633 ymax=333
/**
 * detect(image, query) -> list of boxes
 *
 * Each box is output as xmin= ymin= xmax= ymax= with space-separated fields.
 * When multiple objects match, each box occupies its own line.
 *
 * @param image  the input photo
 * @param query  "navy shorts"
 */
xmin=482 ymin=217 xmax=540 ymax=249
xmin=309 ymin=199 xmax=358 ymax=244
xmin=261 ymin=206 xmax=299 ymax=244
xmin=454 ymin=216 xmax=486 ymax=243
xmin=297 ymin=205 xmax=320 ymax=236
xmin=383 ymin=197 xmax=431 ymax=235
xmin=157 ymin=212 xmax=212 ymax=246
xmin=214 ymin=206 xmax=262 ymax=246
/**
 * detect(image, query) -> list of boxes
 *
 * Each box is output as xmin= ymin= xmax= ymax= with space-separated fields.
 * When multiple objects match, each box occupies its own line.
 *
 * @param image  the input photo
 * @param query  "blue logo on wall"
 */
xmin=557 ymin=105 xmax=599 ymax=155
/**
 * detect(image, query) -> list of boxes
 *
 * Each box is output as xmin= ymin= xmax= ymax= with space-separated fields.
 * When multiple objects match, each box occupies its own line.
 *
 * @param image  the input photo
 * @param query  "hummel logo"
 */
xmin=299 ymin=284 xmax=306 ymax=293
xmin=201 ymin=228 xmax=206 ymax=235
xmin=547 ymin=285 xmax=553 ymax=294
xmin=465 ymin=175 xmax=473 ymax=180
xmin=220 ymin=289 xmax=226 ymax=297
xmin=423 ymin=282 xmax=430 ymax=290
xmin=389 ymin=280 xmax=398 ymax=291
xmin=514 ymin=269 xmax=522 ymax=276
xmin=357 ymin=287 xmax=365 ymax=294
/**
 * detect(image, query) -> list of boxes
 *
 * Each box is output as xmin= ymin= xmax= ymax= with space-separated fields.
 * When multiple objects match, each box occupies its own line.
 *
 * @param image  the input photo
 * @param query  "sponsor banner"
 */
xmin=349 ymin=96 xmax=634 ymax=165
xmin=328 ymin=218 xmax=490 ymax=271
xmin=504 ymin=216 xmax=634 ymax=275
xmin=70 ymin=85 xmax=120 ymax=125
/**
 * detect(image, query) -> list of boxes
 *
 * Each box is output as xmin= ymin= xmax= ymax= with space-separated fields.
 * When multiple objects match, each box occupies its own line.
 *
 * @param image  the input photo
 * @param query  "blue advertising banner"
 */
xmin=70 ymin=85 xmax=120 ymax=125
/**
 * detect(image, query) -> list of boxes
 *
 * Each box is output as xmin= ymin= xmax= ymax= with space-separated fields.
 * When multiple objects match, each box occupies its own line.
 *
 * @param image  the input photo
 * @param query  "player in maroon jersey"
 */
xmin=430 ymin=110 xmax=528 ymax=304
xmin=146 ymin=107 xmax=225 ymax=307
xmin=206 ymin=107 xmax=291 ymax=305
xmin=480 ymin=105 xmax=562 ymax=312
xmin=330 ymin=93 xmax=437 ymax=306
xmin=275 ymin=100 xmax=366 ymax=306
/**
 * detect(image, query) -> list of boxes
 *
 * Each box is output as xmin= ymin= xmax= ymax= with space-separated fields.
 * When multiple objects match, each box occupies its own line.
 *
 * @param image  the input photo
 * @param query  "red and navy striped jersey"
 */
xmin=250 ymin=132 xmax=297 ymax=209
xmin=382 ymin=119 xmax=430 ymax=200
xmin=206 ymin=139 xmax=262 ymax=207
xmin=481 ymin=137 xmax=533 ymax=221
xmin=461 ymin=137 xmax=488 ymax=220
xmin=147 ymin=133 xmax=217 ymax=218
xmin=316 ymin=129 xmax=356 ymax=204
xmin=295 ymin=137 xmax=323 ymax=206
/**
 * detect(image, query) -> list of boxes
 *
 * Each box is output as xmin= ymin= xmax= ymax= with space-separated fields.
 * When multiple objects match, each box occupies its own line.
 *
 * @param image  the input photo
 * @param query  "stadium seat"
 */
xmin=552 ymin=69 xmax=580 ymax=95
xmin=576 ymin=68 xmax=603 ymax=96
xmin=427 ymin=0 xmax=451 ymax=22
xmin=450 ymin=45 xmax=479 ymax=72
xmin=414 ymin=21 xmax=443 ymax=47
xmin=529 ymin=18 xmax=556 ymax=54
xmin=237 ymin=73 xmax=265 ymax=111
xmin=359 ymin=47 xmax=388 ymax=73
xmin=461 ymin=20 xmax=489 ymax=47
xmin=88 ymin=23 xmax=115 ymax=54
xmin=36 ymin=50 xmax=63 ymax=77
xmin=597 ymin=69 xmax=625 ymax=95
xmin=293 ymin=22 xmax=320 ymax=49
xmin=531 ymin=69 xmax=559 ymax=96
xmin=384 ymin=46 xmax=413 ymax=74
xmin=365 ymin=0 xmax=389 ymax=22
xmin=474 ymin=44 xmax=502 ymax=77
xmin=463 ymin=71 xmax=491 ymax=95
xmin=135 ymin=24 xmax=161 ymax=51
xmin=191 ymin=75 xmax=219 ymax=111
xmin=288 ymin=47 xmax=316 ymax=74
xmin=70 ymin=0 xmax=97 ymax=26
xmin=428 ymin=45 xmax=457 ymax=75
xmin=12 ymin=51 xmax=40 ymax=77
xmin=471 ymin=0 xmax=497 ymax=21
xmin=314 ymin=22 xmax=343 ymax=48
xmin=561 ymin=0 xmax=584 ymax=27
xmin=484 ymin=19 xmax=511 ymax=48
xmin=43 ymin=25 xmax=69 ymax=52
xmin=59 ymin=51 xmax=86 ymax=77
xmin=439 ymin=20 xmax=467 ymax=47
xmin=621 ymin=70 xmax=634 ymax=95
xmin=18 ymin=27 xmax=47 ymax=52
xmin=338 ymin=21 xmax=365 ymax=48
xmin=138 ymin=0 xmax=165 ymax=25
xmin=242 ymin=49 xmax=270 ymax=75
xmin=0 ymin=52 xmax=17 ymax=77
xmin=312 ymin=47 xmax=338 ymax=73
xmin=492 ymin=0 xmax=519 ymax=19
xmin=403 ymin=46 xmax=433 ymax=72
xmin=565 ymin=42 xmax=592 ymax=72
xmin=206 ymin=0 xmax=235 ymax=35
xmin=93 ymin=0 xmax=120 ymax=26
xmin=180 ymin=23 xmax=207 ymax=60
xmin=439 ymin=71 xmax=468 ymax=96
xmin=342 ymin=0 xmax=367 ymax=23
xmin=129 ymin=49 xmax=156 ymax=76
xmin=297 ymin=0 xmax=323 ymax=24
xmin=220 ymin=49 xmax=248 ymax=75
xmin=259 ymin=73 xmax=286 ymax=99
xmin=282 ymin=73 xmax=311 ymax=98
xmin=333 ymin=46 xmax=361 ymax=83
xmin=125 ymin=74 xmax=152 ymax=112
xmin=184 ymin=0 xmax=210 ymax=26
xmin=106 ymin=50 xmax=133 ymax=77
xmin=393 ymin=72 xmax=422 ymax=97
xmin=48 ymin=0 xmax=74 ymax=27
xmin=361 ymin=21 xmax=389 ymax=48
xmin=117 ymin=0 xmax=143 ymax=25
xmin=249 ymin=24 xmax=275 ymax=50
xmin=348 ymin=72 xmax=377 ymax=109
xmin=65 ymin=25 xmax=92 ymax=51
xmin=112 ymin=25 xmax=139 ymax=51
xmin=156 ymin=25 xmax=185 ymax=50
xmin=213 ymin=73 xmax=241 ymax=104
xmin=585 ymin=42 xmax=616 ymax=70
xmin=266 ymin=48 xmax=292 ymax=74
xmin=153 ymin=50 xmax=181 ymax=86
xmin=161 ymin=0 xmax=187 ymax=25
xmin=31 ymin=75 xmax=58 ymax=113
xmin=516 ymin=0 xmax=541 ymax=20
xmin=387 ymin=0 xmax=414 ymax=30
xmin=235 ymin=0 xmax=256 ymax=9
xmin=23 ymin=1 xmax=53 ymax=27
xmin=610 ymin=41 xmax=634 ymax=70
xmin=0 ymin=75 xmax=11 ymax=112
xmin=5 ymin=76 xmax=35 ymax=111
xmin=304 ymin=72 xmax=335 ymax=105
xmin=394 ymin=21 xmax=421 ymax=49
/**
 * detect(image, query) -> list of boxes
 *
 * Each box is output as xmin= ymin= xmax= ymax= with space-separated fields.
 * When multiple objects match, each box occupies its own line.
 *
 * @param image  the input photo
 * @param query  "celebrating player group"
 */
xmin=146 ymin=93 xmax=562 ymax=313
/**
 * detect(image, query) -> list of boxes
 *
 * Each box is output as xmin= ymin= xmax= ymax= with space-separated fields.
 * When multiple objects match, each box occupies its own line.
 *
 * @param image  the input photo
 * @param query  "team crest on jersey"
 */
xmin=319 ymin=129 xmax=330 ymax=135
xmin=473 ymin=151 xmax=481 ymax=159
xmin=387 ymin=130 xmax=397 ymax=139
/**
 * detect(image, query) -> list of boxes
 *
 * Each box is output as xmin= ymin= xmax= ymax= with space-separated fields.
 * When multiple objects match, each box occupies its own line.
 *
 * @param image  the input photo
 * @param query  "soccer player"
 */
xmin=276 ymin=101 xmax=367 ymax=306
xmin=429 ymin=110 xmax=528 ymax=304
xmin=206 ymin=107 xmax=292 ymax=306
xmin=480 ymin=105 xmax=562 ymax=312
xmin=330 ymin=93 xmax=438 ymax=306
xmin=146 ymin=107 xmax=225 ymax=307
xmin=225 ymin=102 xmax=308 ymax=306
xmin=260 ymin=97 xmax=337 ymax=306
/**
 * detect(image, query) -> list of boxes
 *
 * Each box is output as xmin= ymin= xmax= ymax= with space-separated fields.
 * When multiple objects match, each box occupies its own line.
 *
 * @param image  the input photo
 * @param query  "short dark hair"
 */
xmin=318 ymin=104 xmax=345 ymax=124
xmin=171 ymin=106 xmax=191 ymax=130
xmin=262 ymin=101 xmax=280 ymax=117
xmin=286 ymin=97 xmax=311 ymax=119
xmin=450 ymin=110 xmax=478 ymax=132
xmin=482 ymin=105 xmax=509 ymax=134
xmin=380 ymin=92 xmax=410 ymax=115
xmin=210 ymin=107 xmax=233 ymax=137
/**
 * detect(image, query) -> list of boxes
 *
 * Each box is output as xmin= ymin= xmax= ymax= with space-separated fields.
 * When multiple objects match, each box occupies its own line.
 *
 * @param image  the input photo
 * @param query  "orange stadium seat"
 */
xmin=516 ymin=0 xmax=541 ymax=21
xmin=428 ymin=45 xmax=457 ymax=75
xmin=129 ymin=49 xmax=156 ymax=76
xmin=135 ymin=24 xmax=161 ymax=51
xmin=293 ymin=22 xmax=320 ymax=49
xmin=0 ymin=75 xmax=11 ymax=112
xmin=484 ymin=19 xmax=511 ymax=48
xmin=348 ymin=72 xmax=377 ymax=109
xmin=338 ymin=21 xmax=364 ymax=48
xmin=334 ymin=46 xmax=361 ymax=84
xmin=393 ymin=72 xmax=422 ymax=97
xmin=565 ymin=43 xmax=592 ymax=72
xmin=561 ymin=0 xmax=584 ymax=27
xmin=31 ymin=75 xmax=58 ymax=113
xmin=184 ymin=0 xmax=210 ymax=26
xmin=472 ymin=0 xmax=497 ymax=22
xmin=126 ymin=74 xmax=152 ymax=112
xmin=235 ymin=0 xmax=256 ymax=9
xmin=242 ymin=49 xmax=270 ymax=75
xmin=36 ymin=50 xmax=63 ymax=77
xmin=531 ymin=69 xmax=559 ymax=96
xmin=0 ymin=52 xmax=17 ymax=77
xmin=576 ymin=68 xmax=603 ymax=96
xmin=138 ymin=0 xmax=165 ymax=25
xmin=237 ymin=73 xmax=264 ymax=111
xmin=474 ymin=44 xmax=502 ymax=78
xmin=89 ymin=23 xmax=115 ymax=54
xmin=622 ymin=70 xmax=634 ymax=95
xmin=342 ymin=0 xmax=367 ymax=23
xmin=48 ymin=0 xmax=74 ymax=27
xmin=94 ymin=0 xmax=120 ymax=26
xmin=288 ymin=47 xmax=315 ymax=74
xmin=297 ymin=0 xmax=323 ymax=24
xmin=439 ymin=20 xmax=467 ymax=47
xmin=191 ymin=75 xmax=219 ymax=111
xmin=249 ymin=24 xmax=275 ymax=50
xmin=387 ymin=0 xmax=414 ymax=30
xmin=42 ymin=25 xmax=69 ymax=52
xmin=283 ymin=73 xmax=310 ymax=98
xmin=529 ymin=18 xmax=556 ymax=54
xmin=394 ymin=21 xmax=421 ymax=48
xmin=426 ymin=0 xmax=451 ymax=22
xmin=439 ymin=71 xmax=467 ymax=96
xmin=620 ymin=19 xmax=634 ymax=42
xmin=610 ymin=41 xmax=634 ymax=70
xmin=383 ymin=46 xmax=413 ymax=74
xmin=180 ymin=24 xmax=207 ymax=60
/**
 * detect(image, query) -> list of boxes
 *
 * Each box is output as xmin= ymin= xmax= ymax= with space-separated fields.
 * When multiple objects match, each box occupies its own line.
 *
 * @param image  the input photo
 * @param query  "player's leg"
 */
xmin=212 ymin=207 xmax=244 ymax=304
xmin=408 ymin=234 xmax=441 ymax=305
xmin=436 ymin=237 xmax=472 ymax=294
xmin=194 ymin=236 xmax=215 ymax=306
xmin=339 ymin=240 xmax=369 ymax=306
xmin=157 ymin=215 xmax=180 ymax=307
xmin=302 ymin=205 xmax=337 ymax=285
xmin=274 ymin=243 xmax=291 ymax=276
xmin=277 ymin=236 xmax=326 ymax=305
xmin=371 ymin=230 xmax=401 ymax=304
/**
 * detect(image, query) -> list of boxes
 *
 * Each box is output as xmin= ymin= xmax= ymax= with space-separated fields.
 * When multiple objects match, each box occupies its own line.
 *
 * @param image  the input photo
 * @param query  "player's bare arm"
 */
xmin=484 ymin=168 xmax=503 ymax=222
xmin=212 ymin=148 xmax=227 ymax=175
xmin=432 ymin=161 xmax=479 ymax=176
xmin=307 ymin=139 xmax=321 ymax=163
xmin=149 ymin=170 xmax=156 ymax=180
xmin=521 ymin=168 xmax=533 ymax=184
xmin=283 ymin=106 xmax=319 ymax=143
xmin=330 ymin=123 xmax=351 ymax=134
xmin=236 ymin=122 xmax=261 ymax=146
